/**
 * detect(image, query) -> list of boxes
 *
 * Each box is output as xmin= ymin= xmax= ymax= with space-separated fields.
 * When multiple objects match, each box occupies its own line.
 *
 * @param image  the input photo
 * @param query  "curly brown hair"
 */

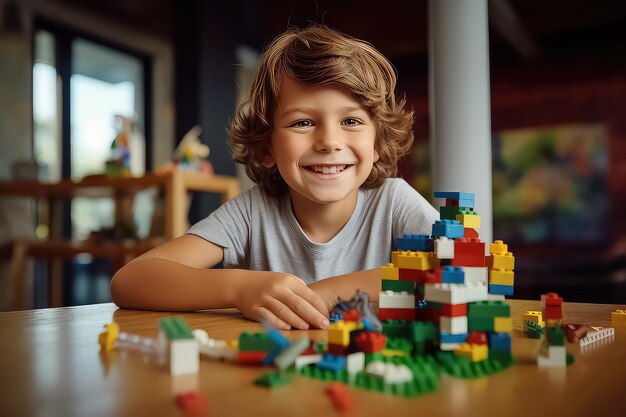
xmin=229 ymin=25 xmax=415 ymax=197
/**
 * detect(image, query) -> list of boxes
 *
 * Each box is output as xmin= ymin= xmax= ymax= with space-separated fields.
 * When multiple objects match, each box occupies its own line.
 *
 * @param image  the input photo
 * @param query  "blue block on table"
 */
xmin=489 ymin=284 xmax=514 ymax=296
xmin=316 ymin=354 xmax=346 ymax=372
xmin=395 ymin=234 xmax=434 ymax=251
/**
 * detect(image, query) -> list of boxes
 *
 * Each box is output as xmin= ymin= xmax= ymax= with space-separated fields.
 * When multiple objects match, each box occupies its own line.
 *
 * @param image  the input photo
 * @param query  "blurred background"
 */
xmin=0 ymin=0 xmax=625 ymax=310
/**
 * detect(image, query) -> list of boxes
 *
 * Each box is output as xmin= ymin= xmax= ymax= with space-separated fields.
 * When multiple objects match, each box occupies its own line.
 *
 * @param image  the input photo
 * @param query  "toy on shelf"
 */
xmin=105 ymin=115 xmax=133 ymax=177
xmin=171 ymin=125 xmax=214 ymax=174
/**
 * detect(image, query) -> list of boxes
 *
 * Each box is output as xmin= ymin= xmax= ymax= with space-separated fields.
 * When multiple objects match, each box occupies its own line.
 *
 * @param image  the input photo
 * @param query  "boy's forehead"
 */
xmin=275 ymin=77 xmax=364 ymax=110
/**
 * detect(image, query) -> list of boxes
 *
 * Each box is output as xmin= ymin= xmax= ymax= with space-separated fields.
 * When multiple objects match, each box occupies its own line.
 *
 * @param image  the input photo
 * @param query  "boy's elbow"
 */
xmin=110 ymin=267 xmax=134 ymax=309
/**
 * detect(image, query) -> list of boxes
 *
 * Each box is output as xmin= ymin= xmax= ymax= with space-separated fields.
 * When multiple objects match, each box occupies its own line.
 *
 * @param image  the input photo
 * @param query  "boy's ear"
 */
xmin=374 ymin=149 xmax=380 ymax=163
xmin=262 ymin=149 xmax=275 ymax=168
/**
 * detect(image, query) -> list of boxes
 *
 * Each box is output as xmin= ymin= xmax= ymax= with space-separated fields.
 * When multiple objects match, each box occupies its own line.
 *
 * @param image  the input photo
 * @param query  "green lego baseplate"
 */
xmin=436 ymin=350 xmax=515 ymax=379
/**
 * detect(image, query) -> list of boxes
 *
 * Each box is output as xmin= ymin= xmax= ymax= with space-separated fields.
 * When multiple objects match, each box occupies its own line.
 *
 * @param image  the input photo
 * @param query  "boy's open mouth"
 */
xmin=305 ymin=165 xmax=351 ymax=174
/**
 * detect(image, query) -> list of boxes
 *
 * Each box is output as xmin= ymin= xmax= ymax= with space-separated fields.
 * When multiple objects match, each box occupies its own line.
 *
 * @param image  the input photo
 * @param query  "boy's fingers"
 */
xmin=265 ymin=299 xmax=310 ymax=330
xmin=254 ymin=306 xmax=291 ymax=331
xmin=282 ymin=289 xmax=330 ymax=329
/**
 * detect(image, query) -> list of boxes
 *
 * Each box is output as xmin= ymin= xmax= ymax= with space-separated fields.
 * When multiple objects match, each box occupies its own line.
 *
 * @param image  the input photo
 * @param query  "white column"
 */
xmin=428 ymin=0 xmax=493 ymax=245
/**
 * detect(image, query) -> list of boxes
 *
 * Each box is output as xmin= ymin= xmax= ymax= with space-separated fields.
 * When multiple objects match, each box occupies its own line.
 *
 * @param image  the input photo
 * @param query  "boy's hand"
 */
xmin=234 ymin=271 xmax=330 ymax=330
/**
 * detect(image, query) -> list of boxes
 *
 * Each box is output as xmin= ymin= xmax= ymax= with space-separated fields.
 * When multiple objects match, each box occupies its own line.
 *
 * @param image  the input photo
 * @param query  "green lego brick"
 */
xmin=468 ymin=316 xmax=495 ymax=332
xmin=468 ymin=301 xmax=511 ymax=319
xmin=412 ymin=321 xmax=437 ymax=344
xmin=440 ymin=206 xmax=463 ymax=220
xmin=254 ymin=371 xmax=291 ymax=388
xmin=382 ymin=279 xmax=415 ymax=294
xmin=159 ymin=316 xmax=193 ymax=340
xmin=546 ymin=325 xmax=565 ymax=346
xmin=488 ymin=349 xmax=514 ymax=365
xmin=382 ymin=320 xmax=413 ymax=339
xmin=438 ymin=350 xmax=514 ymax=379
xmin=524 ymin=320 xmax=544 ymax=339
xmin=385 ymin=337 xmax=413 ymax=354
xmin=238 ymin=332 xmax=277 ymax=352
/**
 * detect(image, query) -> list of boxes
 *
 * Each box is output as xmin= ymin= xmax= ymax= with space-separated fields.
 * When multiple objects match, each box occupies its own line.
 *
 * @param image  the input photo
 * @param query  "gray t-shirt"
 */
xmin=187 ymin=178 xmax=439 ymax=284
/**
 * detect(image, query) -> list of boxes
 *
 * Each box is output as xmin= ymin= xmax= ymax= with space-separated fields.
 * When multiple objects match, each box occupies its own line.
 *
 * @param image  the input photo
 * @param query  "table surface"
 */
xmin=1 ymin=300 xmax=625 ymax=417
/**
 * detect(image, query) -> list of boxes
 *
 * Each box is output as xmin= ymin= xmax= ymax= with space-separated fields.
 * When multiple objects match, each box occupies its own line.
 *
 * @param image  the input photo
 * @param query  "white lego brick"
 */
xmin=463 ymin=266 xmax=488 ymax=284
xmin=295 ymin=354 xmax=323 ymax=370
xmin=580 ymin=327 xmax=615 ymax=347
xmin=424 ymin=282 xmax=488 ymax=304
xmin=365 ymin=361 xmax=413 ymax=384
xmin=170 ymin=339 xmax=200 ymax=375
xmin=487 ymin=293 xmax=506 ymax=301
xmin=379 ymin=290 xmax=415 ymax=309
xmin=434 ymin=237 xmax=454 ymax=259
xmin=440 ymin=342 xmax=461 ymax=351
xmin=537 ymin=345 xmax=566 ymax=367
xmin=346 ymin=352 xmax=365 ymax=374
xmin=440 ymin=316 xmax=468 ymax=334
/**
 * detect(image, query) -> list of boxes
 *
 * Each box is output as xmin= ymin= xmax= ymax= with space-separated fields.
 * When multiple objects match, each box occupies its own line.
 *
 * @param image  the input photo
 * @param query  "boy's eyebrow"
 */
xmin=277 ymin=106 xmax=367 ymax=120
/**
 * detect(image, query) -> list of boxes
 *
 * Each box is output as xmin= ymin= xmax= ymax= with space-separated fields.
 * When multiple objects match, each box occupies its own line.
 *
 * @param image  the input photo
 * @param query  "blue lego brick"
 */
xmin=263 ymin=346 xmax=282 ymax=365
xmin=434 ymin=191 xmax=475 ymax=200
xmin=488 ymin=284 xmax=514 ymax=296
xmin=489 ymin=333 xmax=511 ymax=350
xmin=316 ymin=354 xmax=346 ymax=372
xmin=266 ymin=328 xmax=290 ymax=348
xmin=329 ymin=312 xmax=343 ymax=323
xmin=455 ymin=199 xmax=476 ymax=209
xmin=440 ymin=266 xmax=465 ymax=284
xmin=440 ymin=332 xmax=468 ymax=344
xmin=431 ymin=220 xmax=465 ymax=239
xmin=395 ymin=234 xmax=434 ymax=251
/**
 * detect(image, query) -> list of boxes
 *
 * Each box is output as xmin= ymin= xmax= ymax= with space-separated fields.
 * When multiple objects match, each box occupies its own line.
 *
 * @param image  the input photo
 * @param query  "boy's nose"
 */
xmin=314 ymin=127 xmax=343 ymax=153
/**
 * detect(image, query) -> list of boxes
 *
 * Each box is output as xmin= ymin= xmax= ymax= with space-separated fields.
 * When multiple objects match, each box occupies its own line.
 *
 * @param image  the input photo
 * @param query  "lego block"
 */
xmin=463 ymin=266 xmax=488 ymax=284
xmin=524 ymin=320 xmax=543 ymax=339
xmin=579 ymin=327 xmax=615 ymax=347
xmin=295 ymin=354 xmax=323 ymax=369
xmin=365 ymin=362 xmax=413 ymax=385
xmin=546 ymin=325 xmax=565 ymax=346
xmin=379 ymin=290 xmax=415 ymax=309
xmin=411 ymin=321 xmax=437 ymax=344
xmin=327 ymin=343 xmax=347 ymax=356
xmin=395 ymin=234 xmax=434 ymax=252
xmin=396 ymin=251 xmax=439 ymax=271
xmin=434 ymin=191 xmax=475 ymax=200
xmin=275 ymin=336 xmax=310 ymax=370
xmin=432 ymin=220 xmax=465 ymax=239
xmin=355 ymin=332 xmax=386 ymax=353
xmin=325 ymin=382 xmax=355 ymax=413
xmin=441 ymin=303 xmax=468 ymax=317
xmin=440 ymin=342 xmax=462 ymax=351
xmin=541 ymin=293 xmax=563 ymax=320
xmin=468 ymin=300 xmax=511 ymax=319
xmin=342 ymin=309 xmax=361 ymax=322
xmin=440 ymin=332 xmax=468 ymax=344
xmin=440 ymin=316 xmax=468 ymax=334
xmin=486 ymin=252 xmax=515 ymax=270
xmin=489 ymin=269 xmax=514 ymax=286
xmin=466 ymin=331 xmax=488 ymax=345
xmin=537 ymin=345 xmax=566 ymax=367
xmin=488 ymin=240 xmax=508 ymax=255
xmin=381 ymin=263 xmax=399 ymax=280
xmin=255 ymin=371 xmax=291 ymax=388
xmin=328 ymin=321 xmax=361 ymax=347
xmin=451 ymin=238 xmax=486 ymax=267
xmin=379 ymin=308 xmax=415 ymax=321
xmin=346 ymin=352 xmax=365 ymax=374
xmin=494 ymin=317 xmax=513 ymax=332
xmin=175 ymin=391 xmax=208 ymax=414
xmin=464 ymin=228 xmax=480 ymax=239
xmin=468 ymin=316 xmax=496 ymax=332
xmin=238 ymin=332 xmax=276 ymax=352
xmin=487 ymin=293 xmax=506 ymax=301
xmin=159 ymin=317 xmax=199 ymax=376
xmin=382 ymin=279 xmax=414 ymax=293
xmin=440 ymin=206 xmax=463 ymax=220
xmin=237 ymin=350 xmax=267 ymax=364
xmin=434 ymin=236 xmax=455 ymax=259
xmin=424 ymin=282 xmax=488 ymax=304
xmin=456 ymin=213 xmax=481 ymax=229
xmin=454 ymin=343 xmax=488 ymax=362
xmin=489 ymin=333 xmax=511 ymax=350
xmin=317 ymin=354 xmax=347 ymax=372
xmin=399 ymin=268 xmax=438 ymax=283
xmin=382 ymin=320 xmax=413 ymax=338
xmin=438 ymin=266 xmax=465 ymax=284
xmin=612 ymin=310 xmax=626 ymax=325
xmin=488 ymin=284 xmax=514 ymax=296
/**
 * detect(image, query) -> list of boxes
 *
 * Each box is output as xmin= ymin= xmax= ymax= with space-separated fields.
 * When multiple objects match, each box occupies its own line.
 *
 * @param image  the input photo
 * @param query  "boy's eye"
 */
xmin=289 ymin=120 xmax=313 ymax=128
xmin=342 ymin=118 xmax=362 ymax=126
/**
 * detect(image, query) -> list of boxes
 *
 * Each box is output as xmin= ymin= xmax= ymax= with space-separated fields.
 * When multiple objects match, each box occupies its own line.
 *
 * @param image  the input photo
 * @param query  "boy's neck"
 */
xmin=289 ymin=189 xmax=359 ymax=244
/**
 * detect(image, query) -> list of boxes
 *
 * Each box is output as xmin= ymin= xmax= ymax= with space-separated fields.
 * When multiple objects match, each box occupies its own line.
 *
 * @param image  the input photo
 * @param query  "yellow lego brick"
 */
xmin=382 ymin=349 xmax=408 ymax=357
xmin=456 ymin=213 xmax=481 ymax=229
xmin=494 ymin=317 xmax=513 ymax=333
xmin=454 ymin=343 xmax=488 ymax=362
xmin=523 ymin=311 xmax=544 ymax=328
xmin=489 ymin=269 xmax=514 ymax=286
xmin=381 ymin=263 xmax=399 ymax=280
xmin=391 ymin=251 xmax=401 ymax=266
xmin=489 ymin=240 xmax=508 ymax=255
xmin=396 ymin=251 xmax=439 ymax=271
xmin=545 ymin=319 xmax=560 ymax=328
xmin=612 ymin=310 xmax=626 ymax=325
xmin=487 ymin=252 xmax=515 ymax=270
xmin=327 ymin=321 xmax=361 ymax=346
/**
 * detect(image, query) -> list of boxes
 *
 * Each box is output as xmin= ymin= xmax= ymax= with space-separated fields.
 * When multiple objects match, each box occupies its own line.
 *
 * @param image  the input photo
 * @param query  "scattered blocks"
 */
xmin=325 ymin=382 xmax=355 ymax=413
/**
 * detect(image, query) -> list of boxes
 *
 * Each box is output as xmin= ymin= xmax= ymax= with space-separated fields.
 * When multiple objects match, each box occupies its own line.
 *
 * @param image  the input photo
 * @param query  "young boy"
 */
xmin=111 ymin=25 xmax=439 ymax=331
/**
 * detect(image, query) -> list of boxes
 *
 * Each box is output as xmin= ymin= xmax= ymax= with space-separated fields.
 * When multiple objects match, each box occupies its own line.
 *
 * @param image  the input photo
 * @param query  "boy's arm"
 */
xmin=110 ymin=234 xmax=329 ymax=330
xmin=308 ymin=268 xmax=382 ymax=312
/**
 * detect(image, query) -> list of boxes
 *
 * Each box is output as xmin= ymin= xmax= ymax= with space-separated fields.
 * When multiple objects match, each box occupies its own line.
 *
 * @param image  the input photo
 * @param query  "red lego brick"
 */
xmin=446 ymin=198 xmax=460 ymax=207
xmin=325 ymin=382 xmax=355 ymax=413
xmin=441 ymin=303 xmax=468 ymax=317
xmin=327 ymin=343 xmax=347 ymax=356
xmin=415 ymin=307 xmax=442 ymax=323
xmin=378 ymin=308 xmax=415 ymax=321
xmin=399 ymin=268 xmax=439 ymax=283
xmin=237 ymin=351 xmax=267 ymax=365
xmin=355 ymin=332 xmax=386 ymax=353
xmin=451 ymin=238 xmax=485 ymax=267
xmin=466 ymin=331 xmax=488 ymax=345
xmin=343 ymin=309 xmax=361 ymax=322
xmin=542 ymin=292 xmax=563 ymax=320
xmin=175 ymin=391 xmax=208 ymax=414
xmin=464 ymin=228 xmax=480 ymax=239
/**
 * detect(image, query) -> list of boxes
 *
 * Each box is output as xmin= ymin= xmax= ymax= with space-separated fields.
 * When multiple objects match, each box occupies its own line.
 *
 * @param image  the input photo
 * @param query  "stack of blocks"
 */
xmin=159 ymin=316 xmax=200 ymax=375
xmin=537 ymin=292 xmax=567 ymax=367
xmin=381 ymin=191 xmax=514 ymax=363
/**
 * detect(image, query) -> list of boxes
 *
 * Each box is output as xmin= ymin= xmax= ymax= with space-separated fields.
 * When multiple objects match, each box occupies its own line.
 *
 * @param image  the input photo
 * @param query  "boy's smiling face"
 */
xmin=268 ymin=77 xmax=378 ymax=208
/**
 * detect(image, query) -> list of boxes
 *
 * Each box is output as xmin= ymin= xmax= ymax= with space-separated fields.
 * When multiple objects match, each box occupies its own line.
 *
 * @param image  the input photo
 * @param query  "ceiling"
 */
xmin=49 ymin=0 xmax=626 ymax=65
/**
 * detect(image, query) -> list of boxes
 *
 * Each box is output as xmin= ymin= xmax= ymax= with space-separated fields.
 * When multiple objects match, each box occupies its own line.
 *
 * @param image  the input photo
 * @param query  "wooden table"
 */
xmin=1 ymin=300 xmax=624 ymax=417
xmin=0 ymin=170 xmax=240 ymax=309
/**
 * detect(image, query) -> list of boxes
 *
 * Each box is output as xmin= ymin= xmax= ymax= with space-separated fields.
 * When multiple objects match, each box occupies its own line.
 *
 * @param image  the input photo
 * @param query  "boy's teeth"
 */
xmin=311 ymin=165 xmax=346 ymax=174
